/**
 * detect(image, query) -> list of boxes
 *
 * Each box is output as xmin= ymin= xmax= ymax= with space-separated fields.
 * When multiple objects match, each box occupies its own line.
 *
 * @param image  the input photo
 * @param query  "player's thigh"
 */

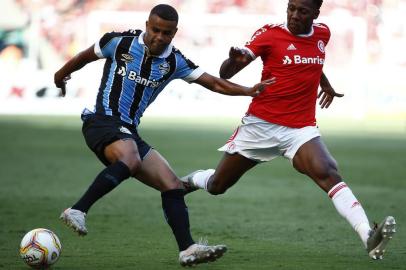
xmin=292 ymin=137 xmax=337 ymax=177
xmin=104 ymin=139 xmax=141 ymax=168
xmin=82 ymin=113 xmax=143 ymax=168
xmin=212 ymin=153 xmax=258 ymax=189
xmin=133 ymin=149 xmax=182 ymax=192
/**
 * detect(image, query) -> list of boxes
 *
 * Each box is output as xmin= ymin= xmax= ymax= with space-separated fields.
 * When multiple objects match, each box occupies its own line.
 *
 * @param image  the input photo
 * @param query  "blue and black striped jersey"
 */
xmin=91 ymin=29 xmax=204 ymax=126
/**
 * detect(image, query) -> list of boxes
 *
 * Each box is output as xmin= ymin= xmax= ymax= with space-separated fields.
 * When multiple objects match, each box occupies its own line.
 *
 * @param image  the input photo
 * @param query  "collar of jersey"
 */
xmin=138 ymin=32 xmax=173 ymax=58
xmin=282 ymin=22 xmax=314 ymax=37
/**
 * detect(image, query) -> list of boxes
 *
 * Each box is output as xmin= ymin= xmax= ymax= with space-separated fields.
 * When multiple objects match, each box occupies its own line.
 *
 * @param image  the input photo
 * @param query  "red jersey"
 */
xmin=244 ymin=23 xmax=330 ymax=128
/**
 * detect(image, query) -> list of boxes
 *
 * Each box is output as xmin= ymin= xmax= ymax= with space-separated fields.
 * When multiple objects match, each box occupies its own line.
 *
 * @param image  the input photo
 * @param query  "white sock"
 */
xmin=192 ymin=169 xmax=215 ymax=190
xmin=328 ymin=182 xmax=371 ymax=247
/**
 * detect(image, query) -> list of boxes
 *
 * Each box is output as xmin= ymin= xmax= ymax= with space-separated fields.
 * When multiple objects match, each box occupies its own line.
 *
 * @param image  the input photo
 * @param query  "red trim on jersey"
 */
xmin=226 ymin=127 xmax=240 ymax=143
xmin=244 ymin=23 xmax=331 ymax=128
xmin=328 ymin=183 xmax=348 ymax=198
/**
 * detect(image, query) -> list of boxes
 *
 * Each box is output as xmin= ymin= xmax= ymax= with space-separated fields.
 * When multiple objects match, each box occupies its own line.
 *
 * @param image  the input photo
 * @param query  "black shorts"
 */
xmin=81 ymin=113 xmax=152 ymax=166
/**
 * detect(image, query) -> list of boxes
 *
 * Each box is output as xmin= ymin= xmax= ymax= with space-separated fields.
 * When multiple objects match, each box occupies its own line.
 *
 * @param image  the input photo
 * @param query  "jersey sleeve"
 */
xmin=244 ymin=25 xmax=271 ymax=59
xmin=94 ymin=30 xmax=141 ymax=59
xmin=174 ymin=50 xmax=204 ymax=83
xmin=322 ymin=23 xmax=331 ymax=45
xmin=315 ymin=23 xmax=331 ymax=46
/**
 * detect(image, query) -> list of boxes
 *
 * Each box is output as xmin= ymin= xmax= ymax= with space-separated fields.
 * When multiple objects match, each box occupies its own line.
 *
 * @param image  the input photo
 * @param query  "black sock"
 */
xmin=161 ymin=189 xmax=195 ymax=251
xmin=72 ymin=161 xmax=131 ymax=213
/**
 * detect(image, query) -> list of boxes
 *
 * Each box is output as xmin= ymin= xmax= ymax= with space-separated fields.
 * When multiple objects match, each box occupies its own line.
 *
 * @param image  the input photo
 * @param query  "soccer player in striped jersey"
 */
xmin=54 ymin=4 xmax=274 ymax=267
xmin=181 ymin=0 xmax=396 ymax=260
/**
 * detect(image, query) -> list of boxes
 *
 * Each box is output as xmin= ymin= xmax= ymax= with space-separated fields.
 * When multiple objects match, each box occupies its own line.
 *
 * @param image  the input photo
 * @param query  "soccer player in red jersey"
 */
xmin=182 ymin=0 xmax=396 ymax=260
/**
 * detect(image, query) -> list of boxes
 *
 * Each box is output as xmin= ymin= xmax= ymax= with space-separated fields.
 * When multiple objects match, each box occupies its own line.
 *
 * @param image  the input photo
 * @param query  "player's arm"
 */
xmin=219 ymin=47 xmax=254 ymax=79
xmin=318 ymin=72 xmax=344 ymax=108
xmin=194 ymin=72 xmax=275 ymax=97
xmin=54 ymin=45 xmax=99 ymax=97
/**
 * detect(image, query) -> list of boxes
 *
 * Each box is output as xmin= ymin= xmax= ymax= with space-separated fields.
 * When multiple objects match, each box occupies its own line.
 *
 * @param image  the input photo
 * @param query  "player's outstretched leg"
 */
xmin=179 ymin=241 xmax=227 ymax=267
xmin=60 ymin=208 xmax=88 ymax=236
xmin=367 ymin=216 xmax=396 ymax=260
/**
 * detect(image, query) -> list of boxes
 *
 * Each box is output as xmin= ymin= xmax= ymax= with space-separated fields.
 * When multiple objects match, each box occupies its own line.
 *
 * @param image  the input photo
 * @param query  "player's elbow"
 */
xmin=219 ymin=71 xmax=231 ymax=80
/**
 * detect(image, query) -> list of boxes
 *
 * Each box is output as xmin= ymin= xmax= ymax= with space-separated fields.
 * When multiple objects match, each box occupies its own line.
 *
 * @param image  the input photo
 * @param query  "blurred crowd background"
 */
xmin=0 ymin=0 xmax=405 ymax=122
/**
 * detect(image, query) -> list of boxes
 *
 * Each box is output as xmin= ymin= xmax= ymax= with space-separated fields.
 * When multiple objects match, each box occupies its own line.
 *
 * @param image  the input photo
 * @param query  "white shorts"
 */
xmin=218 ymin=115 xmax=321 ymax=162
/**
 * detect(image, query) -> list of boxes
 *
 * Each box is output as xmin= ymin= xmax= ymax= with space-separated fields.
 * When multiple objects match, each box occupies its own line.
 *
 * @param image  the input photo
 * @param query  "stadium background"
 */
xmin=1 ymin=0 xmax=405 ymax=131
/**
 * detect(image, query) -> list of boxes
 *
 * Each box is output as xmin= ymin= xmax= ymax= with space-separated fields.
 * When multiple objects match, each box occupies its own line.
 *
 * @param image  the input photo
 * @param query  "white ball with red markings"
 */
xmin=19 ymin=228 xmax=62 ymax=269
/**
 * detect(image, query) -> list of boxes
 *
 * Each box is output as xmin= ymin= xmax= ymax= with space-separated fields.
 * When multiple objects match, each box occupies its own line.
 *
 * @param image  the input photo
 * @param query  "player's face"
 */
xmin=287 ymin=0 xmax=320 ymax=35
xmin=144 ymin=14 xmax=178 ymax=56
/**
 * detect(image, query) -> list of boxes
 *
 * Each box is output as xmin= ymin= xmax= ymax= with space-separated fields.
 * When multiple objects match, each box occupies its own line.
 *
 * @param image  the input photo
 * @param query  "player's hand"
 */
xmin=229 ymin=47 xmax=251 ymax=62
xmin=54 ymin=72 xmax=71 ymax=97
xmin=250 ymin=77 xmax=276 ymax=97
xmin=318 ymin=86 xmax=344 ymax=108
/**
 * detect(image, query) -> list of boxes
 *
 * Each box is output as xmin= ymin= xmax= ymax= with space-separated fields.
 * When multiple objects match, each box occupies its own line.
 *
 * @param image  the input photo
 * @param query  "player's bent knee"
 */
xmin=313 ymin=166 xmax=341 ymax=183
xmin=207 ymin=183 xmax=228 ymax=195
xmin=161 ymin=180 xmax=183 ymax=192
xmin=120 ymin=156 xmax=142 ymax=176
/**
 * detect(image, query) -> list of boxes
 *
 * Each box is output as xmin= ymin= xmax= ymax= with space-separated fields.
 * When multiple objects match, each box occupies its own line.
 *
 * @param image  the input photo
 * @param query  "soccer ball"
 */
xmin=19 ymin=228 xmax=62 ymax=269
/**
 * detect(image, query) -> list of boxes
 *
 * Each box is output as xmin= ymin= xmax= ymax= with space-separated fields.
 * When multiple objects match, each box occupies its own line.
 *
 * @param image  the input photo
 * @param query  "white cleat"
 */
xmin=60 ymin=208 xmax=88 ymax=236
xmin=180 ymin=170 xmax=204 ymax=194
xmin=179 ymin=242 xmax=227 ymax=267
xmin=367 ymin=216 xmax=396 ymax=260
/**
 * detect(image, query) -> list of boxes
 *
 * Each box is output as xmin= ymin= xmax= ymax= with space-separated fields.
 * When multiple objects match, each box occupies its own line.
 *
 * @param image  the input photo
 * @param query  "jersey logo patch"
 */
xmin=121 ymin=53 xmax=134 ymax=63
xmin=287 ymin=43 xmax=297 ymax=51
xmin=282 ymin=56 xmax=292 ymax=64
xmin=282 ymin=55 xmax=325 ymax=65
xmin=159 ymin=62 xmax=170 ymax=75
xmin=317 ymin=40 xmax=325 ymax=53
xmin=116 ymin=66 xmax=162 ymax=88
xmin=119 ymin=126 xmax=132 ymax=135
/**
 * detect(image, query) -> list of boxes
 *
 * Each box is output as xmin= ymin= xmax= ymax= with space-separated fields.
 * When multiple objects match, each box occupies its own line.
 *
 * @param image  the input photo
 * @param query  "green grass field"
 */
xmin=0 ymin=115 xmax=405 ymax=269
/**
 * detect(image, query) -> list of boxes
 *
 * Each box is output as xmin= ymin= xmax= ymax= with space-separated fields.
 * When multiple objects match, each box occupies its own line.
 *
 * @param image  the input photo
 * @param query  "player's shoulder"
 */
xmin=171 ymin=46 xmax=198 ymax=68
xmin=246 ymin=23 xmax=284 ymax=45
xmin=171 ymin=46 xmax=188 ymax=59
xmin=171 ymin=46 xmax=192 ymax=62
xmin=99 ymin=29 xmax=142 ymax=48
xmin=313 ymin=23 xmax=330 ymax=34
xmin=102 ymin=29 xmax=142 ymax=39
xmin=253 ymin=23 xmax=284 ymax=34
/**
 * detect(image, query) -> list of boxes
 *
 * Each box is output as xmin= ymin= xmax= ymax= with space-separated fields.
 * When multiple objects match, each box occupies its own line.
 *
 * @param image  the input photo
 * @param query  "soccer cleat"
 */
xmin=366 ymin=216 xmax=396 ymax=260
xmin=59 ymin=208 xmax=88 ymax=236
xmin=180 ymin=170 xmax=203 ymax=194
xmin=179 ymin=241 xmax=227 ymax=267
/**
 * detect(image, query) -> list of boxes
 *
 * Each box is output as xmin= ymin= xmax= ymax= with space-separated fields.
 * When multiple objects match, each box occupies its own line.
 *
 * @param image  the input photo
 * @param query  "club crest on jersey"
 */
xmin=317 ymin=40 xmax=325 ymax=53
xmin=121 ymin=53 xmax=134 ymax=63
xmin=159 ymin=62 xmax=170 ymax=75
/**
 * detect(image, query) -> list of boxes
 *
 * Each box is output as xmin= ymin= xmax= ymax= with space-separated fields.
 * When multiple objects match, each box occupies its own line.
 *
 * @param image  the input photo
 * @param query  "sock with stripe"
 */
xmin=328 ymin=182 xmax=371 ymax=247
xmin=72 ymin=161 xmax=131 ymax=213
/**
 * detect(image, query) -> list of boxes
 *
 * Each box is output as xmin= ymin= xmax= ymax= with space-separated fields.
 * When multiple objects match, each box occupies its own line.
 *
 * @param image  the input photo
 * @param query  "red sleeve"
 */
xmin=244 ymin=25 xmax=272 ymax=58
xmin=318 ymin=23 xmax=331 ymax=45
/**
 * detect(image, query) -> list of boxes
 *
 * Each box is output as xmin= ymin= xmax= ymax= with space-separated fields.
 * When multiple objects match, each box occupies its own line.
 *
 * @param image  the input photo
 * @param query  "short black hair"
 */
xmin=313 ymin=0 xmax=323 ymax=9
xmin=150 ymin=4 xmax=179 ymax=23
